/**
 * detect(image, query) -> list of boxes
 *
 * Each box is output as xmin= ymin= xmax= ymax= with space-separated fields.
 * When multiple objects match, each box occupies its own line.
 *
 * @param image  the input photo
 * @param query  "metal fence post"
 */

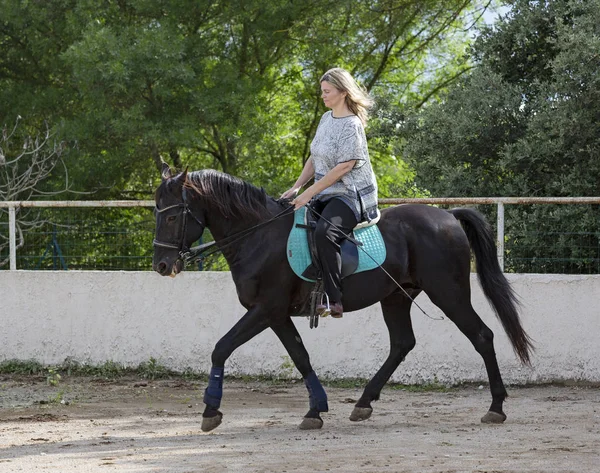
xmin=497 ymin=202 xmax=505 ymax=272
xmin=9 ymin=205 xmax=16 ymax=270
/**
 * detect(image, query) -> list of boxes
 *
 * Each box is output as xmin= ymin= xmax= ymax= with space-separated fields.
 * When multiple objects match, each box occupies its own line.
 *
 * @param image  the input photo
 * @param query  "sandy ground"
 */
xmin=0 ymin=375 xmax=599 ymax=473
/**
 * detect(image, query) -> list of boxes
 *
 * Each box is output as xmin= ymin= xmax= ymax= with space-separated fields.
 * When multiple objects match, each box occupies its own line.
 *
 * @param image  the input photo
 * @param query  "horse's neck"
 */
xmin=204 ymin=205 xmax=262 ymax=244
xmin=204 ymin=199 xmax=279 ymax=261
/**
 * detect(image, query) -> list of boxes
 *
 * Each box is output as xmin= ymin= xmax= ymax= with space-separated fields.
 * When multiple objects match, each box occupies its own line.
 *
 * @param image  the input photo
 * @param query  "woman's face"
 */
xmin=321 ymin=81 xmax=346 ymax=109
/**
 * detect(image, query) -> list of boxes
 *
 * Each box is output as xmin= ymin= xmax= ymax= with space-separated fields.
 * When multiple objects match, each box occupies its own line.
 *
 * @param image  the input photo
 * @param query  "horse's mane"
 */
xmin=184 ymin=169 xmax=271 ymax=220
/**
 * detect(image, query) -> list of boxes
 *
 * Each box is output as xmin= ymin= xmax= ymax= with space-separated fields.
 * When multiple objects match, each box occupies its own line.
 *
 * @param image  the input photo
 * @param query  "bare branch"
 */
xmin=0 ymin=119 xmax=71 ymax=267
xmin=415 ymin=64 xmax=476 ymax=108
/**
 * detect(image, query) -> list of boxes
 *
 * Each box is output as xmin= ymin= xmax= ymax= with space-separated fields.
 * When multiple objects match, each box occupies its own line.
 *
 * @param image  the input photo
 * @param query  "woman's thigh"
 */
xmin=318 ymin=198 xmax=357 ymax=235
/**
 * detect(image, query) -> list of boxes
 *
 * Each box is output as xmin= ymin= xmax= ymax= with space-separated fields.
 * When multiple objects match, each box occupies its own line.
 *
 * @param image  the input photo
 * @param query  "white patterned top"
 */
xmin=310 ymin=111 xmax=378 ymax=222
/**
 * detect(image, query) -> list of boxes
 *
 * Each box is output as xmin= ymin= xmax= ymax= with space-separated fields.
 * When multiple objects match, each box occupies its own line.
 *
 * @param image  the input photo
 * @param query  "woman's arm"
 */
xmin=291 ymin=160 xmax=356 ymax=209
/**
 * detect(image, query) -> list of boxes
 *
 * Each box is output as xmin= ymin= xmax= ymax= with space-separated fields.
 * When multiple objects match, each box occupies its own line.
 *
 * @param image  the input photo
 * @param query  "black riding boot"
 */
xmin=313 ymin=198 xmax=358 ymax=317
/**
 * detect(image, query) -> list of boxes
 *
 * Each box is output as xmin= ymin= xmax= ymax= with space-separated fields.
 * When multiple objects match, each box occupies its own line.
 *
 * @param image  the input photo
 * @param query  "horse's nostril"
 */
xmin=157 ymin=262 xmax=167 ymax=274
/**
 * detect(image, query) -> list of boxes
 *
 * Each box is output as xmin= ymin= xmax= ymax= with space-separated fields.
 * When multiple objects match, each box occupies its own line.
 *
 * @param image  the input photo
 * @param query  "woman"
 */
xmin=281 ymin=67 xmax=378 ymax=318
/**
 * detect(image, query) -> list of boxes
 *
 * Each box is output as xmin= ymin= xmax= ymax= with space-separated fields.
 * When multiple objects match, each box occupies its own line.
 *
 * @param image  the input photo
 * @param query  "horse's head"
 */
xmin=152 ymin=163 xmax=205 ymax=277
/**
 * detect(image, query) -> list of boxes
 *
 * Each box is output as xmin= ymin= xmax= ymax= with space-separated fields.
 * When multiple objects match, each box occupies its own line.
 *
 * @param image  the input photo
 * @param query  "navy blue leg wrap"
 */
xmin=203 ymin=366 xmax=224 ymax=408
xmin=304 ymin=371 xmax=329 ymax=412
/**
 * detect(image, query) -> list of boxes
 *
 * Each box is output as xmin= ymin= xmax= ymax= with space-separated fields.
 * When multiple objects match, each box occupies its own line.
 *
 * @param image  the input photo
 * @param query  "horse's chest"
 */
xmin=230 ymin=270 xmax=260 ymax=307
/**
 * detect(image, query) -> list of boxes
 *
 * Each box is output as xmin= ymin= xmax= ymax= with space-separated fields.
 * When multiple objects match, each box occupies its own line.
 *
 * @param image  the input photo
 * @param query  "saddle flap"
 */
xmin=340 ymin=239 xmax=359 ymax=278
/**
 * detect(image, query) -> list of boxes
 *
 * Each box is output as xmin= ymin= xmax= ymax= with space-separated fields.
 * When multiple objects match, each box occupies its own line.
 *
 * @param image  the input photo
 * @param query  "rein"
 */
xmin=154 ymin=192 xmax=438 ymax=320
xmin=182 ymin=204 xmax=295 ymax=265
xmin=307 ymin=205 xmax=441 ymax=321
xmin=154 ymin=193 xmax=295 ymax=266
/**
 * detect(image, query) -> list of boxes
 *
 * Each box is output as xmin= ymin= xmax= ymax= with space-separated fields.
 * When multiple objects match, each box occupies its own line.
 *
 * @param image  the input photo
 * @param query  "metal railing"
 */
xmin=1 ymin=201 xmax=153 ymax=271
xmin=1 ymin=197 xmax=599 ymax=272
xmin=378 ymin=197 xmax=600 ymax=271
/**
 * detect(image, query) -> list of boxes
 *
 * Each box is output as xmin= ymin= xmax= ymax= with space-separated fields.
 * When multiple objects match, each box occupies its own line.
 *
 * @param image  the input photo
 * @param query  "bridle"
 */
xmin=152 ymin=189 xmax=206 ymax=257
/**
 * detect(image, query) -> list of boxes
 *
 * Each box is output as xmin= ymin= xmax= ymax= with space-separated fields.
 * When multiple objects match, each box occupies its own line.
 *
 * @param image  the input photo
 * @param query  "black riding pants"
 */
xmin=312 ymin=198 xmax=358 ymax=304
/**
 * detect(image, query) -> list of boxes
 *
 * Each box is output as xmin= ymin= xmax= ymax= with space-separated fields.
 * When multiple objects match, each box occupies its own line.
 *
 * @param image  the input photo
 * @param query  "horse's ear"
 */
xmin=175 ymin=167 xmax=188 ymax=186
xmin=161 ymin=162 xmax=172 ymax=181
xmin=174 ymin=167 xmax=188 ymax=186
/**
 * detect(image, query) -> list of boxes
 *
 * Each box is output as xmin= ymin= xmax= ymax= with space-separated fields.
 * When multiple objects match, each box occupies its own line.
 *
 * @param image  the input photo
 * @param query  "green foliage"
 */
xmin=48 ymin=389 xmax=66 ymax=404
xmin=1 ymin=0 xmax=488 ymax=198
xmin=278 ymin=355 xmax=297 ymax=379
xmin=46 ymin=368 xmax=62 ymax=386
xmin=138 ymin=357 xmax=171 ymax=380
xmin=0 ymin=359 xmax=459 ymax=389
xmin=0 ymin=359 xmax=45 ymax=375
xmin=0 ymin=120 xmax=70 ymax=268
xmin=398 ymin=0 xmax=600 ymax=273
xmin=16 ymin=207 xmax=155 ymax=270
xmin=0 ymin=358 xmax=180 ymax=380
xmin=387 ymin=381 xmax=451 ymax=392
xmin=55 ymin=359 xmax=130 ymax=379
xmin=0 ymin=0 xmax=501 ymax=270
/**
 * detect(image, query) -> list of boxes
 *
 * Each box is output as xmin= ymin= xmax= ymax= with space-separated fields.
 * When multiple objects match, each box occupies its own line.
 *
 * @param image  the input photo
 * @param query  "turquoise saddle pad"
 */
xmin=286 ymin=207 xmax=386 ymax=282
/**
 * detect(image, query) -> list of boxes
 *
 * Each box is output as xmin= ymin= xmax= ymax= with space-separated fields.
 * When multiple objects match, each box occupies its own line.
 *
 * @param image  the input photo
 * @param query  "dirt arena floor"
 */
xmin=0 ymin=375 xmax=598 ymax=473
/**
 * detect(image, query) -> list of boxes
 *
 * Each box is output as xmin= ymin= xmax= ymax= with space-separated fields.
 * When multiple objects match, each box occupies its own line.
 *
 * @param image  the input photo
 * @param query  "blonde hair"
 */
xmin=320 ymin=68 xmax=374 ymax=126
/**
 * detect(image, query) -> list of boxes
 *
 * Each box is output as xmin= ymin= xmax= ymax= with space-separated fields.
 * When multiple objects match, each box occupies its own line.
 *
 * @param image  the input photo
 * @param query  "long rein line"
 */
xmin=182 ymin=203 xmax=295 ymax=264
xmin=306 ymin=206 xmax=443 ymax=321
xmin=181 ymin=200 xmax=440 ymax=320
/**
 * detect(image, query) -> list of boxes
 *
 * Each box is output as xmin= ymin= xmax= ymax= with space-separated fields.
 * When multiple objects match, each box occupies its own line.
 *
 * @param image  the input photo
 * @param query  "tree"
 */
xmin=1 ymin=0 xmax=494 ymax=199
xmin=1 ymin=0 xmax=497 ymax=270
xmin=399 ymin=0 xmax=600 ymax=273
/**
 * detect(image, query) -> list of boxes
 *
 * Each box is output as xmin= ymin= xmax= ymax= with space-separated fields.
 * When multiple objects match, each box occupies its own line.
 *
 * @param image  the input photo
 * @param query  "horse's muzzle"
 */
xmin=153 ymin=259 xmax=183 ymax=277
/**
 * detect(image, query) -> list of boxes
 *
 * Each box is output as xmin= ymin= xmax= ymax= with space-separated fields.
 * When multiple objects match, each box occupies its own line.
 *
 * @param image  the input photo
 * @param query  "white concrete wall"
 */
xmin=1 ymin=271 xmax=599 ymax=384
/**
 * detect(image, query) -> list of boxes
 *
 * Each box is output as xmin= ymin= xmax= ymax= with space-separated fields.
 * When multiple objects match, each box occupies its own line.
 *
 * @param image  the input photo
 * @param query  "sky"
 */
xmin=482 ymin=3 xmax=512 ymax=25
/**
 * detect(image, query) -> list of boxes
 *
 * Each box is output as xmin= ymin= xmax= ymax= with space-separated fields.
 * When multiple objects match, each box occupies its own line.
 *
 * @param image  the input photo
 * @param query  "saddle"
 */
xmin=286 ymin=205 xmax=386 ymax=328
xmin=286 ymin=206 xmax=386 ymax=283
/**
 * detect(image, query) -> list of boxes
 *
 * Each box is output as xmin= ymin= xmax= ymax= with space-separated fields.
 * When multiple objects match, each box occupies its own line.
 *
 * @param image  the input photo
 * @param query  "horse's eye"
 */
xmin=166 ymin=215 xmax=177 ymax=223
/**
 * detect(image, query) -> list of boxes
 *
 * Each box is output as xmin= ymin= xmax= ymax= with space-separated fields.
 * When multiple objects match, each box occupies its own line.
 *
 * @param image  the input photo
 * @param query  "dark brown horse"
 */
xmin=152 ymin=166 xmax=533 ymax=432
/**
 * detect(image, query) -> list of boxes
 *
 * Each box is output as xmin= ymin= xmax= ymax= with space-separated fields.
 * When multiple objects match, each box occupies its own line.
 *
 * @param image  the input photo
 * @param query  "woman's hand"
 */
xmin=291 ymin=191 xmax=313 ymax=210
xmin=280 ymin=187 xmax=300 ymax=199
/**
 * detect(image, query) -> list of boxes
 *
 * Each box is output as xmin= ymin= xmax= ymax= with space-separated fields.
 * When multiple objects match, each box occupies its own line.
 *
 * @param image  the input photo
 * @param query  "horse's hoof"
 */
xmin=349 ymin=406 xmax=373 ymax=422
xmin=201 ymin=411 xmax=223 ymax=432
xmin=299 ymin=417 xmax=323 ymax=430
xmin=481 ymin=411 xmax=506 ymax=424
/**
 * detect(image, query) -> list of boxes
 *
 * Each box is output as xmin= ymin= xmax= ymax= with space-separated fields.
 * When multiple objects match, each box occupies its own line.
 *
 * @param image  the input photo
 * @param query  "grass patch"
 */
xmin=68 ymin=360 xmax=136 ymax=378
xmin=321 ymin=377 xmax=368 ymax=389
xmin=0 ymin=359 xmax=45 ymax=375
xmin=0 ymin=359 xmax=456 ymax=391
xmin=319 ymin=377 xmax=455 ymax=392
xmin=228 ymin=374 xmax=297 ymax=385
xmin=387 ymin=381 xmax=454 ymax=392
xmin=0 ymin=358 xmax=205 ymax=381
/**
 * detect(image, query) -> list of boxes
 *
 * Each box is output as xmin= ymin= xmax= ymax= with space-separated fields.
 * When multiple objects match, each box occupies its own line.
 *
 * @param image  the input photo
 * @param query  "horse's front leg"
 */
xmin=271 ymin=317 xmax=328 ymax=430
xmin=201 ymin=306 xmax=270 ymax=432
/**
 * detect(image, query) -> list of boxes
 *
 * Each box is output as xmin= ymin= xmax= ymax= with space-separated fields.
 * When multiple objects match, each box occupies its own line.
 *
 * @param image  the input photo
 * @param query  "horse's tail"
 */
xmin=449 ymin=208 xmax=534 ymax=366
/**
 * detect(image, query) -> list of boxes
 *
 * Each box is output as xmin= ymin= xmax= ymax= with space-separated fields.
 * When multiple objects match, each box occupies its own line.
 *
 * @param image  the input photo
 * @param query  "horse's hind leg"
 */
xmin=271 ymin=317 xmax=328 ymax=430
xmin=351 ymin=291 xmax=416 ymax=422
xmin=429 ymin=292 xmax=508 ymax=424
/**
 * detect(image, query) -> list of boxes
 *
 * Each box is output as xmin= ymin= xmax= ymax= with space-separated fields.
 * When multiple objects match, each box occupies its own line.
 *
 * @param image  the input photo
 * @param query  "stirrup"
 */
xmin=316 ymin=293 xmax=331 ymax=318
xmin=308 ymin=283 xmax=325 ymax=329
